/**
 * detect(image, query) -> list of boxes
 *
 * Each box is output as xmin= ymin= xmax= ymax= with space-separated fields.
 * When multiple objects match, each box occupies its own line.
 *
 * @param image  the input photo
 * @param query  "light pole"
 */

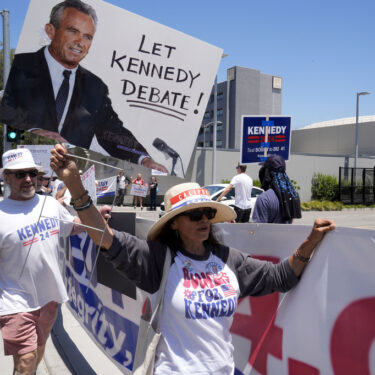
xmin=354 ymin=91 xmax=370 ymax=169
xmin=1 ymin=9 xmax=11 ymax=153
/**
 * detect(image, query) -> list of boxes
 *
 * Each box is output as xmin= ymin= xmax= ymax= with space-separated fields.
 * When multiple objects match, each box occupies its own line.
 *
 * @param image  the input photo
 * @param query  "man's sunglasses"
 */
xmin=6 ymin=169 xmax=39 ymax=179
xmin=179 ymin=208 xmax=217 ymax=221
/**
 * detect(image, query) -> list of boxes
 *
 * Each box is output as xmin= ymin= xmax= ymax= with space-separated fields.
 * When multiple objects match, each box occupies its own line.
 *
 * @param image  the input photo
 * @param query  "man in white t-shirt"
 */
xmin=0 ymin=148 xmax=81 ymax=374
xmin=216 ymin=164 xmax=253 ymax=222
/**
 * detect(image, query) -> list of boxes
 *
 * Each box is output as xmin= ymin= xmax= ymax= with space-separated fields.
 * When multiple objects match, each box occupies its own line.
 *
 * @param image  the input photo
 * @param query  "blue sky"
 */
xmin=1 ymin=0 xmax=375 ymax=129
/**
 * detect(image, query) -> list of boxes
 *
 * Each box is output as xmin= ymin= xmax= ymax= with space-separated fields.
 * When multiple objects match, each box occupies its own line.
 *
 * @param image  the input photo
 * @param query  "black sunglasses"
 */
xmin=179 ymin=208 xmax=217 ymax=221
xmin=6 ymin=169 xmax=39 ymax=179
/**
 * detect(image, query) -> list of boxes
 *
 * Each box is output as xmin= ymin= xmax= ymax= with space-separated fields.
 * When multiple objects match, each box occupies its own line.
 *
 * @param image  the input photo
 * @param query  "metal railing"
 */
xmin=339 ymin=167 xmax=375 ymax=205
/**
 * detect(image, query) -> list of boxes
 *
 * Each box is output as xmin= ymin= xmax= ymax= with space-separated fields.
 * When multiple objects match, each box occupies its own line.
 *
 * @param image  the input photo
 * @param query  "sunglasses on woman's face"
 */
xmin=6 ymin=169 xmax=39 ymax=179
xmin=179 ymin=208 xmax=217 ymax=221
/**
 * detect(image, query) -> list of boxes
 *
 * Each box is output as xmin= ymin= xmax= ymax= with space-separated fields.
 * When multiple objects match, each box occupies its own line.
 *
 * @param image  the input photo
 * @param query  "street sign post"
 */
xmin=240 ymin=116 xmax=291 ymax=164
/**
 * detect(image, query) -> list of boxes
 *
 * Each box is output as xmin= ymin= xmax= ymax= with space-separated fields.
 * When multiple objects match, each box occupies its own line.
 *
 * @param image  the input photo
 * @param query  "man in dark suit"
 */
xmin=0 ymin=0 xmax=167 ymax=172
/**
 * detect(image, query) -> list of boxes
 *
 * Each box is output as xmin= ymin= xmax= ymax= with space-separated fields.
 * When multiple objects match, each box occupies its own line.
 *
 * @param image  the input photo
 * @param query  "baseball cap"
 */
xmin=0 ymin=148 xmax=38 ymax=176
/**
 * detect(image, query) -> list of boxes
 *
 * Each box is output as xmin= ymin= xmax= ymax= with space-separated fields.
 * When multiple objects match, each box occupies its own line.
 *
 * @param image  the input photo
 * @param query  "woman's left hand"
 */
xmin=290 ymin=218 xmax=336 ymax=276
xmin=308 ymin=218 xmax=336 ymax=245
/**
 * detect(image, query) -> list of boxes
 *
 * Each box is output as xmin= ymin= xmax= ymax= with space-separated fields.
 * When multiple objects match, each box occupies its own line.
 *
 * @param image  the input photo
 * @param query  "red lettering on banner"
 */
xmin=330 ymin=296 xmax=375 ymax=375
xmin=288 ymin=358 xmax=320 ymax=375
xmin=231 ymin=256 xmax=282 ymax=375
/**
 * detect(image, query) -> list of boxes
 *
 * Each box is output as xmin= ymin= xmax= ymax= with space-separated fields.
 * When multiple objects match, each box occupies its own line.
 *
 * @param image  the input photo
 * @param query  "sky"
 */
xmin=1 ymin=0 xmax=375 ymax=129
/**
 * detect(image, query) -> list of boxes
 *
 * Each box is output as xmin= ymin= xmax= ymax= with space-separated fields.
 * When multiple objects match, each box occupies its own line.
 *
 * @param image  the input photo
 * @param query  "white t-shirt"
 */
xmin=154 ymin=251 xmax=239 ymax=374
xmin=118 ymin=175 xmax=126 ymax=189
xmin=0 ymin=195 xmax=74 ymax=315
xmin=230 ymin=173 xmax=253 ymax=209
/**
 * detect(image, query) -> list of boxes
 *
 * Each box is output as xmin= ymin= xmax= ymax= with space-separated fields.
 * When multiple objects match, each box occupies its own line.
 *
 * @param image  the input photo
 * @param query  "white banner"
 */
xmin=17 ymin=144 xmax=54 ymax=176
xmin=96 ymin=175 xmax=117 ymax=199
xmin=63 ymin=222 xmax=375 ymax=374
xmin=130 ymin=184 xmax=148 ymax=197
xmin=10 ymin=0 xmax=223 ymax=177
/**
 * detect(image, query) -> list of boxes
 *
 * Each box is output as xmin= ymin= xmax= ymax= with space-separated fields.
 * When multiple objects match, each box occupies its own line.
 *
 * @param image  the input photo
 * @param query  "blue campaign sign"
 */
xmin=240 ymin=116 xmax=291 ymax=164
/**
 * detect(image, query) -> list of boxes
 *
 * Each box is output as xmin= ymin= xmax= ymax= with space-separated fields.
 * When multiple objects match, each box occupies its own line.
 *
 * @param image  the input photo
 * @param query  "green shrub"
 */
xmin=301 ymin=200 xmax=343 ymax=211
xmin=311 ymin=173 xmax=339 ymax=201
xmin=343 ymin=204 xmax=367 ymax=209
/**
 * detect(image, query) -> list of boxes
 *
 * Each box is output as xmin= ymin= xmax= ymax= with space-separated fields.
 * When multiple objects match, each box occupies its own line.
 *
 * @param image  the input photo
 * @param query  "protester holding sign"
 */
xmin=132 ymin=173 xmax=146 ymax=210
xmin=50 ymin=143 xmax=335 ymax=375
xmin=0 ymin=0 xmax=167 ymax=173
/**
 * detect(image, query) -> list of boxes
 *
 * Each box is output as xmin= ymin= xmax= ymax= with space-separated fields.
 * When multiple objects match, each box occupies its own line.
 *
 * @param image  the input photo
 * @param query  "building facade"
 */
xmin=291 ymin=115 xmax=375 ymax=158
xmin=197 ymin=66 xmax=282 ymax=149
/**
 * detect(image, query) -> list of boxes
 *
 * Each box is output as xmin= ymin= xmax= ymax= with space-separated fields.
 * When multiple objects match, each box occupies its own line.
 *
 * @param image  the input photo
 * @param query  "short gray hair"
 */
xmin=49 ymin=0 xmax=98 ymax=29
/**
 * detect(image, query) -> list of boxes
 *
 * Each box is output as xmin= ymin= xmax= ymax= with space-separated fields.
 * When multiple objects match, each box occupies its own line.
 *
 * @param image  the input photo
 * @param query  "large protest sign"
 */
xmin=62 ymin=221 xmax=375 ymax=374
xmin=1 ymin=0 xmax=223 ymax=177
xmin=241 ymin=116 xmax=291 ymax=164
xmin=130 ymin=183 xmax=148 ymax=197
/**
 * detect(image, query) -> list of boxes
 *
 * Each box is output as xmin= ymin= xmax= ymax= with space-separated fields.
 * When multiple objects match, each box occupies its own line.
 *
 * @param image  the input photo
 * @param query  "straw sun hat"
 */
xmin=147 ymin=182 xmax=236 ymax=241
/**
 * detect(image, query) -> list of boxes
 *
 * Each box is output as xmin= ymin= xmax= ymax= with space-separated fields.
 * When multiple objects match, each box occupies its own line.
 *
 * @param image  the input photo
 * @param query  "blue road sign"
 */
xmin=240 ymin=116 xmax=291 ymax=164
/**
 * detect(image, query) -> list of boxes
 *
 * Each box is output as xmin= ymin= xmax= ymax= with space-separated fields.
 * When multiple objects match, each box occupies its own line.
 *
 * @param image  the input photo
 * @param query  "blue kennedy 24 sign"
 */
xmin=240 ymin=116 xmax=291 ymax=164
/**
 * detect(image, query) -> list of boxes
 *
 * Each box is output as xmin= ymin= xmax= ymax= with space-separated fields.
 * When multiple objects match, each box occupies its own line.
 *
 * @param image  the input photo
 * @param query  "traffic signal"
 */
xmin=6 ymin=126 xmax=24 ymax=142
xmin=6 ymin=126 xmax=18 ymax=142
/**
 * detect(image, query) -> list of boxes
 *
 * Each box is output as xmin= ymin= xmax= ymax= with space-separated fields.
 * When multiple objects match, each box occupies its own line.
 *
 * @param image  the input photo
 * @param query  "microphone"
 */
xmin=152 ymin=138 xmax=179 ymax=159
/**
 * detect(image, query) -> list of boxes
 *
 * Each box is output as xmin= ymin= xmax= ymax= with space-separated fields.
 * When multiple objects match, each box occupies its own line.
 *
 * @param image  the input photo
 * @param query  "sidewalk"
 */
xmin=0 ymin=304 xmax=125 ymax=375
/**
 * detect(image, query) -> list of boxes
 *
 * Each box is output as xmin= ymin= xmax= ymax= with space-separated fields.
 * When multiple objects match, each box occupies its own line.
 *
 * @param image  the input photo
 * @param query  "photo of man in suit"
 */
xmin=0 ymin=0 xmax=168 ymax=173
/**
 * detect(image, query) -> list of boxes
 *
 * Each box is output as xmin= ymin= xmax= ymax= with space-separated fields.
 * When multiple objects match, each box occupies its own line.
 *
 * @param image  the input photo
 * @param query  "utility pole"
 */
xmin=1 ymin=9 xmax=11 ymax=152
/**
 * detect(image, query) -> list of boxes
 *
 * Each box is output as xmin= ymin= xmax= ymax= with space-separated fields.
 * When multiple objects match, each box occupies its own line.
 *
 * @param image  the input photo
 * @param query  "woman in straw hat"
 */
xmin=50 ymin=144 xmax=335 ymax=375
